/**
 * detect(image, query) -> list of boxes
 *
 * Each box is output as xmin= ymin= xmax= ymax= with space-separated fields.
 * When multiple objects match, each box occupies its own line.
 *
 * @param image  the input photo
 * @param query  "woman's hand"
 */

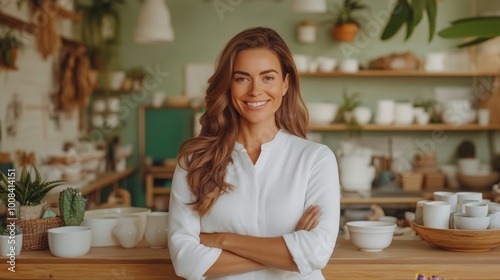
xmin=295 ymin=205 xmax=322 ymax=231
xmin=200 ymin=233 xmax=224 ymax=248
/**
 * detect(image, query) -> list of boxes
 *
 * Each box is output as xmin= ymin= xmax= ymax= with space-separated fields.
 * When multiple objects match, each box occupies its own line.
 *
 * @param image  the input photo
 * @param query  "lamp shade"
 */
xmin=135 ymin=0 xmax=174 ymax=43
xmin=293 ymin=0 xmax=327 ymax=13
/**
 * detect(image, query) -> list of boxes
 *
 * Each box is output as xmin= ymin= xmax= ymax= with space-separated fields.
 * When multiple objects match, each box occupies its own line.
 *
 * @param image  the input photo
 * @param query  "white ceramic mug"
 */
xmin=423 ymin=201 xmax=451 ymax=229
xmin=145 ymin=212 xmax=169 ymax=249
xmin=433 ymin=192 xmax=457 ymax=214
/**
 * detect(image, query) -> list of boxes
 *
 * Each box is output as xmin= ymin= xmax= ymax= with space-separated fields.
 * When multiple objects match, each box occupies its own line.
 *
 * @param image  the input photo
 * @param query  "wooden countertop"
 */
xmin=2 ymin=238 xmax=499 ymax=279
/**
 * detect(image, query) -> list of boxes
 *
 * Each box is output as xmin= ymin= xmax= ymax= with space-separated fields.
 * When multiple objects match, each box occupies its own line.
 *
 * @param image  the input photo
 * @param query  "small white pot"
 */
xmin=298 ymin=24 xmax=317 ymax=44
xmin=109 ymin=71 xmax=126 ymax=91
xmin=0 ymin=234 xmax=23 ymax=256
xmin=353 ymin=107 xmax=372 ymax=124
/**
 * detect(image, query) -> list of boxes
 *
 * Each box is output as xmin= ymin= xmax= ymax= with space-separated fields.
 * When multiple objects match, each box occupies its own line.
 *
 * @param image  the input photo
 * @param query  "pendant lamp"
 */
xmin=135 ymin=0 xmax=174 ymax=43
xmin=293 ymin=0 xmax=327 ymax=13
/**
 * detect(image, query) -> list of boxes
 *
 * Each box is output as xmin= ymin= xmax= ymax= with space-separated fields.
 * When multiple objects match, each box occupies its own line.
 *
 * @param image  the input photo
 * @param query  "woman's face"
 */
xmin=230 ymin=48 xmax=289 ymax=128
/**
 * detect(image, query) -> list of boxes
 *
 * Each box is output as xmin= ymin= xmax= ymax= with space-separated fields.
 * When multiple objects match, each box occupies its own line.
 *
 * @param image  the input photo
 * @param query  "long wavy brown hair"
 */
xmin=177 ymin=27 xmax=308 ymax=216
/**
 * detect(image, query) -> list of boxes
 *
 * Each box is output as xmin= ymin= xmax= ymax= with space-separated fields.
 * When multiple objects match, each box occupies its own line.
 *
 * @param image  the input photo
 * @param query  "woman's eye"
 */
xmin=235 ymin=77 xmax=249 ymax=82
xmin=263 ymin=76 xmax=275 ymax=81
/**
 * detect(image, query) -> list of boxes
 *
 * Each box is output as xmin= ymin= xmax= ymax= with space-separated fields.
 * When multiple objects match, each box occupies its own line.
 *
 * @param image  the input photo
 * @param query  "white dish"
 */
xmin=48 ymin=226 xmax=91 ymax=257
xmin=346 ymin=221 xmax=396 ymax=252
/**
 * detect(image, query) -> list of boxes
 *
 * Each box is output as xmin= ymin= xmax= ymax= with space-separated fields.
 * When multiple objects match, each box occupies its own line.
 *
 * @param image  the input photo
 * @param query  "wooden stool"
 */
xmin=94 ymin=189 xmax=131 ymax=209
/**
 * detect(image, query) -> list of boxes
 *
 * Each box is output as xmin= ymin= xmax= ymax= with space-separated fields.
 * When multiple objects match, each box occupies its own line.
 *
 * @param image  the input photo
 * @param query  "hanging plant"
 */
xmin=380 ymin=0 xmax=437 ymax=42
xmin=438 ymin=16 xmax=500 ymax=47
xmin=0 ymin=30 xmax=24 ymax=67
xmin=76 ymin=0 xmax=124 ymax=70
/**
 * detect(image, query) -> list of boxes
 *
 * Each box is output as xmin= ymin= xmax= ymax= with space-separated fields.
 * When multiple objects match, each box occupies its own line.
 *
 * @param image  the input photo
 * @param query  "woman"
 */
xmin=168 ymin=27 xmax=340 ymax=279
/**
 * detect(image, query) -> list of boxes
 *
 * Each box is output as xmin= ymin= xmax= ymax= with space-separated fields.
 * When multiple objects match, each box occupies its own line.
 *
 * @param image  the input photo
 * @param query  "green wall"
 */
xmin=117 ymin=0 xmax=500 ymax=206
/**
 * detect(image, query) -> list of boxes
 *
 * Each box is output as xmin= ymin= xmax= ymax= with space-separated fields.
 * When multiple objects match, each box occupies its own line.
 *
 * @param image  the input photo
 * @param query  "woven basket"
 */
xmin=16 ymin=217 xmax=63 ymax=250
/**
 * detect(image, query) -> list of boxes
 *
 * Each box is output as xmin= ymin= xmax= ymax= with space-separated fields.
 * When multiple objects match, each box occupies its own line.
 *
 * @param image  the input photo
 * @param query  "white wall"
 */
xmin=0 ymin=0 xmax=80 ymax=164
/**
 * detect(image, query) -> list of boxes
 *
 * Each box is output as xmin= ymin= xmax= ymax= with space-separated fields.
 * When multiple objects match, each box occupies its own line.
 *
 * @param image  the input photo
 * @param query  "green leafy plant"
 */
xmin=76 ymin=0 xmax=124 ymax=70
xmin=0 ymin=225 xmax=22 ymax=235
xmin=59 ymin=187 xmax=87 ymax=226
xmin=381 ymin=0 xmax=437 ymax=42
xmin=413 ymin=96 xmax=436 ymax=113
xmin=332 ymin=0 xmax=367 ymax=26
xmin=438 ymin=16 xmax=500 ymax=47
xmin=0 ymin=30 xmax=24 ymax=66
xmin=0 ymin=166 xmax=64 ymax=206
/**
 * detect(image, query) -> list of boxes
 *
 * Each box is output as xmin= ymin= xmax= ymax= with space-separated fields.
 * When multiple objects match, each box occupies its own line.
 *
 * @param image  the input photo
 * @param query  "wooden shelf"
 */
xmin=0 ymin=64 xmax=18 ymax=71
xmin=0 ymin=11 xmax=82 ymax=47
xmin=299 ymin=70 xmax=500 ymax=77
xmin=308 ymin=123 xmax=500 ymax=131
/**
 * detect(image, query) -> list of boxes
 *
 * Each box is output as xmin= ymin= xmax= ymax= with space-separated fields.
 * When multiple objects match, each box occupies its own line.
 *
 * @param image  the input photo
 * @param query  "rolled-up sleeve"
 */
xmin=168 ymin=166 xmax=222 ymax=280
xmin=283 ymin=145 xmax=340 ymax=276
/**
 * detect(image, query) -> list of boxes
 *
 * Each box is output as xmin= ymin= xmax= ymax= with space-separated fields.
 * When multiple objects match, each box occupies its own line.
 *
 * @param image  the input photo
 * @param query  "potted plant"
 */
xmin=59 ymin=187 xmax=87 ymax=226
xmin=330 ymin=0 xmax=367 ymax=42
xmin=0 ymin=31 xmax=24 ymax=68
xmin=336 ymin=91 xmax=361 ymax=124
xmin=0 ymin=224 xmax=23 ymax=257
xmin=0 ymin=166 xmax=64 ymax=220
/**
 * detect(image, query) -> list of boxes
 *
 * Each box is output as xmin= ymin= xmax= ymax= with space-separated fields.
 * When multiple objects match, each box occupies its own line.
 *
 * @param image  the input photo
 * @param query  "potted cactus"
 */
xmin=59 ymin=187 xmax=87 ymax=226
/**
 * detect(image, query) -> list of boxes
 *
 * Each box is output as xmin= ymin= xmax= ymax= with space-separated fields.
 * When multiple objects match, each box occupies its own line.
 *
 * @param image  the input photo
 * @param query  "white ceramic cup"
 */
xmin=457 ymin=199 xmax=481 ymax=214
xmin=375 ymin=100 xmax=395 ymax=125
xmin=145 ymin=212 xmax=169 ymax=249
xmin=394 ymin=102 xmax=414 ymax=125
xmin=478 ymin=108 xmax=490 ymax=126
xmin=464 ymin=202 xmax=489 ymax=217
xmin=488 ymin=212 xmax=500 ymax=229
xmin=423 ymin=201 xmax=451 ymax=229
xmin=353 ymin=106 xmax=372 ymax=124
xmin=415 ymin=200 xmax=431 ymax=225
xmin=339 ymin=58 xmax=359 ymax=72
xmin=433 ymin=192 xmax=458 ymax=214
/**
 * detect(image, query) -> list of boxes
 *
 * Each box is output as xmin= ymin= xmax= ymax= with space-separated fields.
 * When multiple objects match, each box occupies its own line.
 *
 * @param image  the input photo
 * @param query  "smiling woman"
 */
xmin=168 ymin=27 xmax=340 ymax=280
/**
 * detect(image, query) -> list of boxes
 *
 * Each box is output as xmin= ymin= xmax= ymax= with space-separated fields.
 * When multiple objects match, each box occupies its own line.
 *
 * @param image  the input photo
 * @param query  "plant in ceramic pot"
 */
xmin=330 ymin=0 xmax=367 ymax=42
xmin=0 ymin=166 xmax=64 ymax=220
xmin=0 ymin=224 xmax=23 ymax=256
xmin=336 ymin=91 xmax=361 ymax=124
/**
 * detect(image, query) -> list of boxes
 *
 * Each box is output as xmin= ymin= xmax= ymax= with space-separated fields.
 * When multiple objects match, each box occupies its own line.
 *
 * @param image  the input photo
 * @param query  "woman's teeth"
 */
xmin=247 ymin=101 xmax=267 ymax=107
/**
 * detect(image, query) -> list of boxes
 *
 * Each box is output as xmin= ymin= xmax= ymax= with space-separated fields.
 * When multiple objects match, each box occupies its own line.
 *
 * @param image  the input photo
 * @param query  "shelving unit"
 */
xmin=299 ymin=70 xmax=499 ymax=77
xmin=308 ymin=123 xmax=500 ymax=132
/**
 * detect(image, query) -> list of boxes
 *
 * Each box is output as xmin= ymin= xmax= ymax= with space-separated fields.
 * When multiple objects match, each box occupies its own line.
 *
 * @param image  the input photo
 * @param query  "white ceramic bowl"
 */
xmin=81 ymin=214 xmax=140 ymax=247
xmin=48 ymin=226 xmax=91 ymax=257
xmin=307 ymin=102 xmax=338 ymax=124
xmin=464 ymin=202 xmax=489 ymax=217
xmin=488 ymin=202 xmax=500 ymax=214
xmin=346 ymin=221 xmax=396 ymax=252
xmin=453 ymin=213 xmax=490 ymax=230
xmin=83 ymin=207 xmax=151 ymax=246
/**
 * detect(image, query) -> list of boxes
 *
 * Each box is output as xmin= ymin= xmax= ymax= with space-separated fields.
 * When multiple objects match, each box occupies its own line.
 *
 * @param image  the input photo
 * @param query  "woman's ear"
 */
xmin=282 ymin=74 xmax=289 ymax=96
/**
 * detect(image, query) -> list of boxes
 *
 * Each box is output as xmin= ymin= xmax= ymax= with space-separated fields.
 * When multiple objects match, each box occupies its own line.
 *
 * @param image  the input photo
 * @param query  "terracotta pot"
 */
xmin=332 ymin=23 xmax=358 ymax=42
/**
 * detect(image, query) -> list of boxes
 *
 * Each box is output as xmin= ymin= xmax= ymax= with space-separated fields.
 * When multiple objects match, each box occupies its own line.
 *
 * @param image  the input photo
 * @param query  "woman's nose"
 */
xmin=249 ymin=80 xmax=262 ymax=96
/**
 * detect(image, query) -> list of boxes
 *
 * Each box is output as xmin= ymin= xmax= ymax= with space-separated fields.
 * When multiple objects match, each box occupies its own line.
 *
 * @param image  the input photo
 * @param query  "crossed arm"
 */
xmin=201 ymin=205 xmax=322 ymax=277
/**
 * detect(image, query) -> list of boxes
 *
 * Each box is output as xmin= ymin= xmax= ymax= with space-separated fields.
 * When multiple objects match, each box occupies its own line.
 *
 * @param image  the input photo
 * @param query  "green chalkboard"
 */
xmin=142 ymin=107 xmax=194 ymax=162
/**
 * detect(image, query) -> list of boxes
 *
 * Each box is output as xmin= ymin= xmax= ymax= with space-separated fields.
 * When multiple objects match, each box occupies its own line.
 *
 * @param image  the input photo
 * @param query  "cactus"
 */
xmin=59 ymin=187 xmax=87 ymax=226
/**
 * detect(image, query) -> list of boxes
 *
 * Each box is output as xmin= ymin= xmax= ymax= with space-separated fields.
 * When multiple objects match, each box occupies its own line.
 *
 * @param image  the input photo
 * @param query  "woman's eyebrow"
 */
xmin=233 ymin=69 xmax=279 ymax=76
